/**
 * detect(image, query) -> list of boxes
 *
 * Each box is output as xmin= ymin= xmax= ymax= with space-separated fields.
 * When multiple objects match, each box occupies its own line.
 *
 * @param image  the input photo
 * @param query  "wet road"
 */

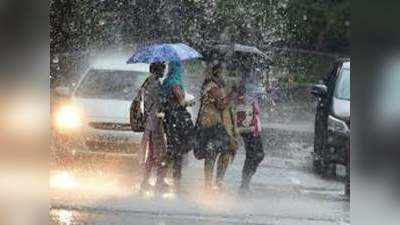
xmin=50 ymin=102 xmax=349 ymax=225
xmin=50 ymin=130 xmax=349 ymax=225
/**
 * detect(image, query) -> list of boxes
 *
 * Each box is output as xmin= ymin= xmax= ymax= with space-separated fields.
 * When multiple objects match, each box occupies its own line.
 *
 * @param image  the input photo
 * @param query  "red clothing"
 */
xmin=251 ymin=100 xmax=262 ymax=137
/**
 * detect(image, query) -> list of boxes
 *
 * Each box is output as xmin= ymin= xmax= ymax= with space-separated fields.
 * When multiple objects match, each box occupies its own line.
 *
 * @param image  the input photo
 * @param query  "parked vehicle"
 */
xmin=52 ymin=60 xmax=196 ymax=153
xmin=311 ymin=59 xmax=350 ymax=183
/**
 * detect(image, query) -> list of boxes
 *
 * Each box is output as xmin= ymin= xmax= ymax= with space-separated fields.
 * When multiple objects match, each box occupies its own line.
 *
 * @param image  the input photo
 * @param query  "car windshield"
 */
xmin=75 ymin=69 xmax=148 ymax=100
xmin=335 ymin=67 xmax=350 ymax=100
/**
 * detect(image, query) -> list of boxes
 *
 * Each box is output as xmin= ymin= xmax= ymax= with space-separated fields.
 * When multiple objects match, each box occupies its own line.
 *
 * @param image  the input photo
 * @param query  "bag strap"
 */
xmin=134 ymin=76 xmax=153 ymax=102
xmin=196 ymin=81 xmax=225 ymax=126
xmin=195 ymin=87 xmax=205 ymax=126
xmin=210 ymin=82 xmax=225 ymax=122
xmin=196 ymin=80 xmax=213 ymax=126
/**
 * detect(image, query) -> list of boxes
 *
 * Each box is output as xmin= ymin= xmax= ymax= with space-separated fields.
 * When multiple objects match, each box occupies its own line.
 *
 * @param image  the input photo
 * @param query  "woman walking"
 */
xmin=197 ymin=62 xmax=238 ymax=190
xmin=236 ymin=68 xmax=265 ymax=194
xmin=162 ymin=60 xmax=194 ymax=192
xmin=138 ymin=62 xmax=168 ymax=192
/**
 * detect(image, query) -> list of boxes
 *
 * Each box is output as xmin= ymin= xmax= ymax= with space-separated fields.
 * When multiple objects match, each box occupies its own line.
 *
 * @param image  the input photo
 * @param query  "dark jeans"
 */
xmin=166 ymin=152 xmax=184 ymax=191
xmin=241 ymin=132 xmax=265 ymax=190
xmin=164 ymin=104 xmax=192 ymax=191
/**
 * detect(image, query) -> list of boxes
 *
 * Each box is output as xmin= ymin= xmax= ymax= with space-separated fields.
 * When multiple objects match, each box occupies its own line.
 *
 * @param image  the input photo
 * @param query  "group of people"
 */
xmin=135 ymin=59 xmax=265 ymax=195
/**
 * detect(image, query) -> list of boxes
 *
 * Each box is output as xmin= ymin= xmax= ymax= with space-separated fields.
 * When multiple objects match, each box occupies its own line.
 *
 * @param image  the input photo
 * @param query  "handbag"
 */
xmin=192 ymin=123 xmax=230 ymax=159
xmin=192 ymin=89 xmax=208 ymax=159
xmin=192 ymin=124 xmax=207 ymax=159
xmin=129 ymin=97 xmax=146 ymax=132
xmin=164 ymin=104 xmax=194 ymax=154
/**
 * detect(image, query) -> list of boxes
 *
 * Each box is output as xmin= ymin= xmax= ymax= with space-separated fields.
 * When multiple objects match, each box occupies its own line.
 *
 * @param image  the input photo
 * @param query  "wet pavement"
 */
xmin=50 ymin=103 xmax=350 ymax=225
xmin=50 ymin=140 xmax=349 ymax=224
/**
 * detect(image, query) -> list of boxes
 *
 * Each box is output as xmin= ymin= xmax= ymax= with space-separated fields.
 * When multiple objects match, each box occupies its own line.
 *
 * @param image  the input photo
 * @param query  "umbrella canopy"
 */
xmin=214 ymin=43 xmax=271 ymax=61
xmin=127 ymin=43 xmax=202 ymax=64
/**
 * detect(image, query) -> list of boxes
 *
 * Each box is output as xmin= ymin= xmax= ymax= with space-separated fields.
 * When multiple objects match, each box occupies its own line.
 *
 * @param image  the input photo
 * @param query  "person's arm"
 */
xmin=137 ymin=77 xmax=152 ymax=99
xmin=172 ymin=85 xmax=186 ymax=106
xmin=132 ymin=86 xmax=145 ymax=113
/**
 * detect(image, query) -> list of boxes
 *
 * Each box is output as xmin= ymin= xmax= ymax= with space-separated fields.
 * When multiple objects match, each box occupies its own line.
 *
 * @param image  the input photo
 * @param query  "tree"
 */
xmin=50 ymin=0 xmax=350 ymax=85
xmin=284 ymin=0 xmax=350 ymax=53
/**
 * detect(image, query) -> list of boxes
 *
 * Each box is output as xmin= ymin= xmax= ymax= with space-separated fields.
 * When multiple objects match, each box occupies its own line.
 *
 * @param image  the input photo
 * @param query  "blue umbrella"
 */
xmin=127 ymin=43 xmax=202 ymax=64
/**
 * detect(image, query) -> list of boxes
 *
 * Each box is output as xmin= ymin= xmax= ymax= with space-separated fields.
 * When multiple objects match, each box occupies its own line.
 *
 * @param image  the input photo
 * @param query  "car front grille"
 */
xmin=89 ymin=122 xmax=132 ymax=131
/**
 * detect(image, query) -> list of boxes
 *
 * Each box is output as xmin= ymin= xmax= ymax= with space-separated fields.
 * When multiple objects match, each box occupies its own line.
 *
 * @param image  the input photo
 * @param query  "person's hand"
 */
xmin=137 ymin=150 xmax=145 ymax=166
xmin=157 ymin=112 xmax=165 ymax=118
xmin=186 ymin=100 xmax=196 ymax=107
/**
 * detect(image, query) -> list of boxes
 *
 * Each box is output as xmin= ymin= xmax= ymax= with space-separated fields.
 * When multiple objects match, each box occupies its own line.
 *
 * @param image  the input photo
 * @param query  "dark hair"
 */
xmin=211 ymin=62 xmax=223 ymax=75
xmin=150 ymin=62 xmax=166 ymax=77
xmin=202 ymin=61 xmax=224 ymax=89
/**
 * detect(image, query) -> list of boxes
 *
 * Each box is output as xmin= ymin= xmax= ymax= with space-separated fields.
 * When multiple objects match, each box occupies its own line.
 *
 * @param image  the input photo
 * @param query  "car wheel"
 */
xmin=313 ymin=111 xmax=330 ymax=176
xmin=325 ymin=162 xmax=337 ymax=178
xmin=345 ymin=143 xmax=350 ymax=197
xmin=313 ymin=135 xmax=326 ymax=175
xmin=313 ymin=153 xmax=330 ymax=176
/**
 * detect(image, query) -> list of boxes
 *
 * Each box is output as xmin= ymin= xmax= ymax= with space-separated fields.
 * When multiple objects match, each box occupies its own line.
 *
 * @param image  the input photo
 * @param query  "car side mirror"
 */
xmin=310 ymin=84 xmax=327 ymax=97
xmin=54 ymin=86 xmax=71 ymax=97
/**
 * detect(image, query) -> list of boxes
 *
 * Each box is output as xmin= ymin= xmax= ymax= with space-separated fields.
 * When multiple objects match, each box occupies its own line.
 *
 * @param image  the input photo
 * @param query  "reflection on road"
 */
xmin=54 ymin=210 xmax=73 ymax=225
xmin=50 ymin=119 xmax=349 ymax=225
xmin=50 ymin=171 xmax=77 ymax=189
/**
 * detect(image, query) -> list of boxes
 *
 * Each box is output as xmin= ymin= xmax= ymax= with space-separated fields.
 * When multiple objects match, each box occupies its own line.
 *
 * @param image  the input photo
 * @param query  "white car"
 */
xmin=53 ymin=62 xmax=196 ymax=153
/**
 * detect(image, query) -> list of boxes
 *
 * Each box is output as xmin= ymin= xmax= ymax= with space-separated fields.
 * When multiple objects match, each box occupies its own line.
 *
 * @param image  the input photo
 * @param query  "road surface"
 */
xmin=50 ymin=134 xmax=349 ymax=225
xmin=50 ymin=101 xmax=350 ymax=225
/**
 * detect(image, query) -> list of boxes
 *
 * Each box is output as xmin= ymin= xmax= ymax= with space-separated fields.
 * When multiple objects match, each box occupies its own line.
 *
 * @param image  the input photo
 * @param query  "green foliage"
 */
xmin=285 ymin=0 xmax=350 ymax=51
xmin=51 ymin=0 xmax=349 ymax=54
xmin=50 ymin=0 xmax=349 ymax=85
xmin=272 ymin=50 xmax=334 ymax=84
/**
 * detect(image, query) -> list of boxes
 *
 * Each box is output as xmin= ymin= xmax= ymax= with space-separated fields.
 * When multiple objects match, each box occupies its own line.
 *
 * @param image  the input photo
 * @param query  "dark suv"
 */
xmin=311 ymin=59 xmax=350 ymax=187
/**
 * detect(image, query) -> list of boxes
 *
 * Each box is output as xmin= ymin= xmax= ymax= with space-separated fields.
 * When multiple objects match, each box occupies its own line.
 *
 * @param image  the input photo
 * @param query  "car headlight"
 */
xmin=54 ymin=105 xmax=82 ymax=132
xmin=328 ymin=115 xmax=349 ymax=135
